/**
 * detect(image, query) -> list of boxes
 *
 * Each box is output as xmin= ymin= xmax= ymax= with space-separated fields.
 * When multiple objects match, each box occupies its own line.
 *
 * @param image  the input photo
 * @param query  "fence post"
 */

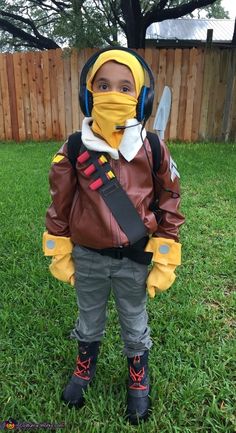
xmin=221 ymin=48 xmax=236 ymax=142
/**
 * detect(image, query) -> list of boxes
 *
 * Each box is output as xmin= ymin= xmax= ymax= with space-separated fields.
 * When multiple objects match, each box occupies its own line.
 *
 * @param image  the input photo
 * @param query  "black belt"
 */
xmin=84 ymin=237 xmax=153 ymax=265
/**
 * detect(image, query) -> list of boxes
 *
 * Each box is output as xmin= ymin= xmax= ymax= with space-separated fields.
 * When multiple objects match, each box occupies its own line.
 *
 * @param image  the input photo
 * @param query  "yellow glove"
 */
xmin=145 ymin=237 xmax=181 ymax=298
xmin=146 ymin=263 xmax=176 ymax=297
xmin=43 ymin=232 xmax=75 ymax=285
xmin=49 ymin=254 xmax=75 ymax=285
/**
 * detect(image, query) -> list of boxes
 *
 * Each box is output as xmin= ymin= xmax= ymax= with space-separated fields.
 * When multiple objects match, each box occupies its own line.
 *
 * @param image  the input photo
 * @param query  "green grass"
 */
xmin=0 ymin=140 xmax=235 ymax=433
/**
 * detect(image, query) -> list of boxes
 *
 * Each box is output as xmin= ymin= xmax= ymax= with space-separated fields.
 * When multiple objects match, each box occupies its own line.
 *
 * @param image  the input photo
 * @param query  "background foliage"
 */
xmin=0 ymin=0 xmax=230 ymax=51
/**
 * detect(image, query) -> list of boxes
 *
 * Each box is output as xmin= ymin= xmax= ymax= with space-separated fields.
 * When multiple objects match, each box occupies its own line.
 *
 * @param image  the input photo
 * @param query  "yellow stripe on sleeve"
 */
xmin=52 ymin=154 xmax=65 ymax=163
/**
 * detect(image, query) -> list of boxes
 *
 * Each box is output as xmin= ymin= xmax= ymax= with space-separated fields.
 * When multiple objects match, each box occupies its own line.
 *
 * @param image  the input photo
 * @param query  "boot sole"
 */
xmin=126 ymin=409 xmax=150 ymax=425
xmin=61 ymin=392 xmax=85 ymax=409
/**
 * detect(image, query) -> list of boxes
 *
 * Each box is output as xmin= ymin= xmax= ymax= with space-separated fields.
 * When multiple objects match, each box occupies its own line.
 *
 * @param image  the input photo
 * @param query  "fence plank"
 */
xmin=221 ymin=48 xmax=236 ymax=141
xmin=55 ymin=48 xmax=66 ymax=140
xmin=20 ymin=52 xmax=31 ymax=139
xmin=164 ymin=49 xmax=174 ymax=139
xmin=228 ymin=66 xmax=236 ymax=141
xmin=71 ymin=49 xmax=79 ymax=133
xmin=149 ymin=48 xmax=159 ymax=131
xmin=77 ymin=49 xmax=86 ymax=128
xmin=213 ymin=50 xmax=228 ymax=139
xmin=0 ymin=54 xmax=11 ymax=140
xmin=12 ymin=52 xmax=26 ymax=141
xmin=191 ymin=48 xmax=205 ymax=142
xmin=184 ymin=48 xmax=198 ymax=141
xmin=63 ymin=52 xmax=72 ymax=137
xmin=229 ymin=77 xmax=236 ymax=142
xmin=0 ymin=65 xmax=5 ymax=140
xmin=145 ymin=48 xmax=155 ymax=127
xmin=6 ymin=54 xmax=19 ymax=141
xmin=27 ymin=52 xmax=39 ymax=140
xmin=199 ymin=49 xmax=212 ymax=140
xmin=230 ymin=51 xmax=236 ymax=141
xmin=169 ymin=49 xmax=182 ymax=140
xmin=157 ymin=49 xmax=167 ymax=105
xmin=177 ymin=49 xmax=189 ymax=140
xmin=41 ymin=50 xmax=52 ymax=139
xmin=206 ymin=49 xmax=220 ymax=140
xmin=35 ymin=51 xmax=46 ymax=140
xmin=49 ymin=50 xmax=60 ymax=139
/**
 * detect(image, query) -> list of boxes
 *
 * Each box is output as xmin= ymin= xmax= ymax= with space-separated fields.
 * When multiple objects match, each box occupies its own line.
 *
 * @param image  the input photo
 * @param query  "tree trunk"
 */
xmin=125 ymin=21 xmax=146 ymax=48
xmin=232 ymin=17 xmax=236 ymax=45
xmin=121 ymin=0 xmax=146 ymax=48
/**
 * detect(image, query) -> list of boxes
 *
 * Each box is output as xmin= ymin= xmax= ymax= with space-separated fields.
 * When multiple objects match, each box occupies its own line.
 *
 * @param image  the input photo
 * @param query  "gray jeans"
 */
xmin=70 ymin=245 xmax=152 ymax=357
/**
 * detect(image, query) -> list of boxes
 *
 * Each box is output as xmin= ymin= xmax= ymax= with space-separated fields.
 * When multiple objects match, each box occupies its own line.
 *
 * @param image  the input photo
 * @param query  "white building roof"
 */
xmin=146 ymin=19 xmax=234 ymax=42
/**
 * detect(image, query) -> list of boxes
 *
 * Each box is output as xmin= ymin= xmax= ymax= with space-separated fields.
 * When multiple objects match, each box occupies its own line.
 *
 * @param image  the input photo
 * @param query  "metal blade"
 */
xmin=153 ymin=86 xmax=172 ymax=139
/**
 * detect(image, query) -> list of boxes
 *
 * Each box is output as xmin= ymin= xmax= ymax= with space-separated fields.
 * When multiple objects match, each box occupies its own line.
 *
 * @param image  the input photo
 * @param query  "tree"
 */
xmin=0 ymin=0 xmax=229 ymax=51
xmin=0 ymin=0 xmax=62 ymax=51
xmin=57 ymin=0 xmax=121 ymax=48
xmin=0 ymin=0 xmax=120 ymax=52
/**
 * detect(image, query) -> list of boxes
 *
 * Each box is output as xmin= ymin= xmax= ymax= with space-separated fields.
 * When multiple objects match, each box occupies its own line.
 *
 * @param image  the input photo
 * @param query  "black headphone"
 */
xmin=79 ymin=47 xmax=155 ymax=123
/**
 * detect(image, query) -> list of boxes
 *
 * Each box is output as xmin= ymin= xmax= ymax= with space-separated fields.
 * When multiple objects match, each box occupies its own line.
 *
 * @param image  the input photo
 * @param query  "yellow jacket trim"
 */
xmin=145 ymin=237 xmax=181 ymax=266
xmin=43 ymin=231 xmax=73 ymax=256
xmin=52 ymin=154 xmax=65 ymax=164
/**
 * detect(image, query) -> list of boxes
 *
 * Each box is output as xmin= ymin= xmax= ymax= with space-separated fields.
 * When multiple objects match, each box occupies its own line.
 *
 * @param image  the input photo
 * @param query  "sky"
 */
xmin=221 ymin=0 xmax=236 ymax=18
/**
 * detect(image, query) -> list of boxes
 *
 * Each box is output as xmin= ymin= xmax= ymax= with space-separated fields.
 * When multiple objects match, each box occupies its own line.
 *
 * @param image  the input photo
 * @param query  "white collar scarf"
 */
xmin=81 ymin=117 xmax=146 ymax=162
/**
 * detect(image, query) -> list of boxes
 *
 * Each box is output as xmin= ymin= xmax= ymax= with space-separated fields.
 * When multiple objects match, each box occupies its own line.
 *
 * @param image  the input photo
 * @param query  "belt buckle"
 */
xmin=116 ymin=247 xmax=123 ymax=259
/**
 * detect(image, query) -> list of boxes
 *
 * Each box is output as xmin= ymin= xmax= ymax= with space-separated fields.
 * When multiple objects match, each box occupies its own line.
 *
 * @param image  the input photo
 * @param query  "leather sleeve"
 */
xmin=152 ymin=139 xmax=185 ymax=242
xmin=45 ymin=141 xmax=77 ymax=237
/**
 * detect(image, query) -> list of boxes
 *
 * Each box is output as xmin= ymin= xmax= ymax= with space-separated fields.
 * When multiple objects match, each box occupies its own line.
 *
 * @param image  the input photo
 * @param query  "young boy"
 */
xmin=43 ymin=47 xmax=185 ymax=425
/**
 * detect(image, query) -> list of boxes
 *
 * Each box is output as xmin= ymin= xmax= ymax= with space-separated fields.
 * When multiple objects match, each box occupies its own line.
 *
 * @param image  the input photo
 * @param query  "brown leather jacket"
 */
xmin=45 ymin=136 xmax=185 ymax=248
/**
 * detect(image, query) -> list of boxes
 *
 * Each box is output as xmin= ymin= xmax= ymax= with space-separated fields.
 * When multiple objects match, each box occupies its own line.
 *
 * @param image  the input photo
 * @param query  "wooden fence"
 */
xmin=0 ymin=47 xmax=235 ymax=142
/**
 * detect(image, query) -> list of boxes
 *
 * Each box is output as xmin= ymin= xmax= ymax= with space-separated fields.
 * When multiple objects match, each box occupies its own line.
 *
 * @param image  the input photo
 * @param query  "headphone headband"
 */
xmin=79 ymin=46 xmax=155 ymax=122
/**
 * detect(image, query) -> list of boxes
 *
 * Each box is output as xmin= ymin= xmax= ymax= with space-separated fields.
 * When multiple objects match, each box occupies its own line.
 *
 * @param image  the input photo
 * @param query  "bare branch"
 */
xmin=0 ymin=16 xmax=59 ymax=49
xmin=110 ymin=0 xmax=125 ymax=31
xmin=31 ymin=0 xmax=71 ymax=12
xmin=144 ymin=0 xmax=218 ymax=28
xmin=0 ymin=10 xmax=51 ymax=38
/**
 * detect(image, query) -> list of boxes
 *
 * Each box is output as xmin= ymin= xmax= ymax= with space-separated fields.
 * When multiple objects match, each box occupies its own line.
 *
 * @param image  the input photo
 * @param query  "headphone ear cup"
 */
xmin=144 ymin=87 xmax=154 ymax=121
xmin=136 ymin=86 xmax=153 ymax=122
xmin=136 ymin=86 xmax=146 ymax=122
xmin=79 ymin=86 xmax=93 ymax=117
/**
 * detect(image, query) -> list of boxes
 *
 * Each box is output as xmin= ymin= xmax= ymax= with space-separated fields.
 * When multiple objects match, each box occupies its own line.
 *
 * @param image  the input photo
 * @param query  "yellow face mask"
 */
xmin=87 ymin=50 xmax=145 ymax=149
xmin=91 ymin=92 xmax=138 ymax=149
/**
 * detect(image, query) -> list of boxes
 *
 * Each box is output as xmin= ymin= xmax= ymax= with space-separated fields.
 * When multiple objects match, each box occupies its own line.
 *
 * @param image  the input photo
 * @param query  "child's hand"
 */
xmin=146 ymin=263 xmax=176 ymax=297
xmin=49 ymin=254 xmax=75 ymax=286
xmin=145 ymin=237 xmax=181 ymax=298
xmin=43 ymin=232 xmax=75 ymax=286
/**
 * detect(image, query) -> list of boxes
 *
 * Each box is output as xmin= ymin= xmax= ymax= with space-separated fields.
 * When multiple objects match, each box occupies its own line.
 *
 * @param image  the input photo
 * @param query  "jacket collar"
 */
xmin=81 ymin=117 xmax=146 ymax=161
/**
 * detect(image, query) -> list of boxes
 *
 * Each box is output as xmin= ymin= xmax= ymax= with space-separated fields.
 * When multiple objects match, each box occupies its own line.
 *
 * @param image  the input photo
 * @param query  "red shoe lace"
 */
xmin=74 ymin=356 xmax=91 ymax=380
xmin=129 ymin=356 xmax=148 ymax=390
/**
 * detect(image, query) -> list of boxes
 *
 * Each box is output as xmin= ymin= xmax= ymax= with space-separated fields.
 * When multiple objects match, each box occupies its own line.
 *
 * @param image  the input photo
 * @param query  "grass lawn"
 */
xmin=0 ymin=140 xmax=235 ymax=433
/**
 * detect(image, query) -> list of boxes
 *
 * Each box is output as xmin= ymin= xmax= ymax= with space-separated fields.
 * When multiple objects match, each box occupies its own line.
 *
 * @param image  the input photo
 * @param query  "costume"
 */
xmin=43 ymin=48 xmax=185 ymax=424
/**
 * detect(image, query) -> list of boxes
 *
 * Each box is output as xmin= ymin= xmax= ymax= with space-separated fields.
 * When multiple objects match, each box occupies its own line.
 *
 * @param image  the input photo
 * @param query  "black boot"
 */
xmin=61 ymin=341 xmax=100 ymax=408
xmin=126 ymin=351 xmax=151 ymax=424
